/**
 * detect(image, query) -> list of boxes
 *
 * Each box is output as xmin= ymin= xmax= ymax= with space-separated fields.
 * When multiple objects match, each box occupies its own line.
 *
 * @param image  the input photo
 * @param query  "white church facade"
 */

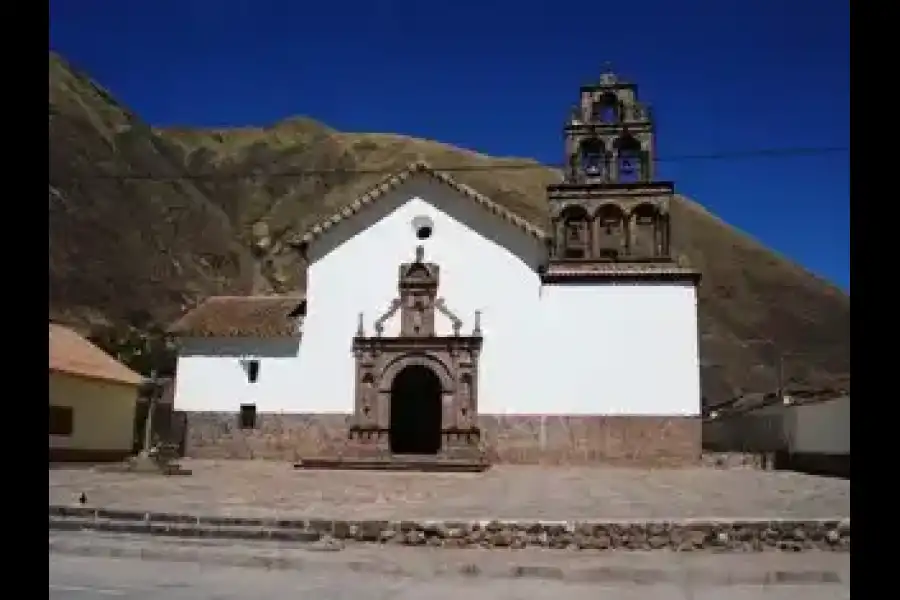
xmin=169 ymin=69 xmax=703 ymax=468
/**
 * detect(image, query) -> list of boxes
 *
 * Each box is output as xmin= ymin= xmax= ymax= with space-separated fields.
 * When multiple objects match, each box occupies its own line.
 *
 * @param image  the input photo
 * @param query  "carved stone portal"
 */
xmin=348 ymin=245 xmax=485 ymax=464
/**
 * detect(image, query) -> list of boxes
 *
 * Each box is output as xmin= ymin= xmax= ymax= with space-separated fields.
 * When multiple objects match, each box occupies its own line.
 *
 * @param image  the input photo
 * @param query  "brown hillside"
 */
xmin=49 ymin=51 xmax=849 ymax=401
xmin=49 ymin=52 xmax=254 ymax=328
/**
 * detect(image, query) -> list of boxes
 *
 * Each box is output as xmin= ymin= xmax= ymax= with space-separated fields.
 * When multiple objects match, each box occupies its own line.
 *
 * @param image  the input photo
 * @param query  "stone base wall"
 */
xmin=182 ymin=412 xmax=700 ymax=467
xmin=700 ymin=452 xmax=773 ymax=470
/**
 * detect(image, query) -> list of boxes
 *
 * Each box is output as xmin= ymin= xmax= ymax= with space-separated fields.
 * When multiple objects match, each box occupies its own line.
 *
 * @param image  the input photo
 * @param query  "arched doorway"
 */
xmin=389 ymin=364 xmax=442 ymax=455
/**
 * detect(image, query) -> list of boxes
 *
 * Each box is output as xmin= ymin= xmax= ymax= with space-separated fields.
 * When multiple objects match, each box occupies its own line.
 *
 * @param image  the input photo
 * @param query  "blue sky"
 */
xmin=50 ymin=0 xmax=849 ymax=290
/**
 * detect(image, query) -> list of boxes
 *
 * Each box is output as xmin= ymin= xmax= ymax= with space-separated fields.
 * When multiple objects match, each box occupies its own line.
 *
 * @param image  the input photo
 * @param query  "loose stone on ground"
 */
xmin=50 ymin=507 xmax=850 ymax=552
xmin=49 ymin=530 xmax=851 ymax=586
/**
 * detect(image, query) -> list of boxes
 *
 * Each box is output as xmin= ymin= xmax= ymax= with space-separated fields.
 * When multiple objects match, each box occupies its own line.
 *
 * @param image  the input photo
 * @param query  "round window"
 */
xmin=411 ymin=215 xmax=434 ymax=240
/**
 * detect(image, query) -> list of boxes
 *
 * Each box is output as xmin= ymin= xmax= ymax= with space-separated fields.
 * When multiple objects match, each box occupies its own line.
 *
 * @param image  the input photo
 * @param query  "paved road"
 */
xmin=48 ymin=554 xmax=850 ymax=600
xmin=49 ymin=532 xmax=850 ymax=599
xmin=49 ymin=460 xmax=850 ymax=520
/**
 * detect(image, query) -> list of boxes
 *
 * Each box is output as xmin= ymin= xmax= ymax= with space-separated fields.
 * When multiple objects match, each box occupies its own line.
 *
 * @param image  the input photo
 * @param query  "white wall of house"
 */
xmin=701 ymin=403 xmax=786 ymax=452
xmin=785 ymin=395 xmax=850 ymax=455
xmin=175 ymin=176 xmax=701 ymax=417
xmin=702 ymin=395 xmax=851 ymax=455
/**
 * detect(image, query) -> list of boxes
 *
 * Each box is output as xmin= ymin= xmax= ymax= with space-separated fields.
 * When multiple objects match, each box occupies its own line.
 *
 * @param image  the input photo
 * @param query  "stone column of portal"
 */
xmin=440 ymin=390 xmax=456 ymax=457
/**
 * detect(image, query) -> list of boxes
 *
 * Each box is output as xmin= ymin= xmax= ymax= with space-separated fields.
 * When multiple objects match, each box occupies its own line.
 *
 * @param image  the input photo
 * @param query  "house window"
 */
xmin=239 ymin=404 xmax=257 ymax=429
xmin=242 ymin=359 xmax=261 ymax=383
xmin=49 ymin=405 xmax=73 ymax=436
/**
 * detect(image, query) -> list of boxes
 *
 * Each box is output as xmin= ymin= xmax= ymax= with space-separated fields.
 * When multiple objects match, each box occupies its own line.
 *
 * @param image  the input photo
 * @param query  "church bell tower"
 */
xmin=544 ymin=66 xmax=686 ymax=280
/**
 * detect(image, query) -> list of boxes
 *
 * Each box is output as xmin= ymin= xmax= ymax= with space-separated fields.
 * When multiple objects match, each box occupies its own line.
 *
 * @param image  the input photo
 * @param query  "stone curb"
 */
xmin=48 ymin=536 xmax=846 ymax=586
xmin=49 ymin=517 xmax=326 ymax=544
xmin=49 ymin=506 xmax=850 ymax=552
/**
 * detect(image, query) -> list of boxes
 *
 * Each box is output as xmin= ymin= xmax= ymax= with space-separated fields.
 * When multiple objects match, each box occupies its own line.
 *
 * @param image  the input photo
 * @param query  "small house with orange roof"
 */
xmin=49 ymin=322 xmax=143 ymax=462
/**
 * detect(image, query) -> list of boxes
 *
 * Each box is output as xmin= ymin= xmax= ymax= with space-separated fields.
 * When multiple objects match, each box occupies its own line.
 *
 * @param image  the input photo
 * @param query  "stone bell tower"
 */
xmin=544 ymin=65 xmax=683 ymax=280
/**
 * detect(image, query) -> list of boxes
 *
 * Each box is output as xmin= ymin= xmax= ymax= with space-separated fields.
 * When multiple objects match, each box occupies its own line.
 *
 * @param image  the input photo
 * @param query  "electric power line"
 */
xmin=60 ymin=145 xmax=848 ymax=182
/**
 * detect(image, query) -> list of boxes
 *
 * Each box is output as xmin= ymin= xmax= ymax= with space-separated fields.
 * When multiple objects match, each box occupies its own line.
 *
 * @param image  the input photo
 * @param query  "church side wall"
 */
xmin=535 ymin=282 xmax=701 ymax=416
xmin=173 ymin=337 xmax=302 ymax=413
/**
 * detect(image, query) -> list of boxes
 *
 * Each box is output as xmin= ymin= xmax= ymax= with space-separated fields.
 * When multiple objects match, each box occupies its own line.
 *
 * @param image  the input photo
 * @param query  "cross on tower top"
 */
xmin=599 ymin=62 xmax=618 ymax=85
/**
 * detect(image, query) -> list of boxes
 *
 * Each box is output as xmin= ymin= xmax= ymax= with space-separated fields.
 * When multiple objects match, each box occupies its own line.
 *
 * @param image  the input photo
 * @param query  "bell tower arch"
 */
xmin=546 ymin=64 xmax=691 ymax=279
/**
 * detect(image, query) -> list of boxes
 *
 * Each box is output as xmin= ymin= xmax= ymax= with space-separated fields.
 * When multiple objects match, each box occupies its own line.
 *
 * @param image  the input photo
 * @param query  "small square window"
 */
xmin=239 ymin=404 xmax=257 ymax=429
xmin=49 ymin=405 xmax=73 ymax=436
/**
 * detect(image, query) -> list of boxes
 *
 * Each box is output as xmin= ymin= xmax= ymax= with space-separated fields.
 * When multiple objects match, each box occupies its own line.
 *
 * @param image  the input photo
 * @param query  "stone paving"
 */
xmin=49 ymin=460 xmax=850 ymax=520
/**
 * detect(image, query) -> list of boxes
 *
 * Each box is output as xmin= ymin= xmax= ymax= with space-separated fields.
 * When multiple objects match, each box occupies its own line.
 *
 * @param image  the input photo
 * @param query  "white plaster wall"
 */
xmin=173 ymin=338 xmax=301 ymax=413
xmin=786 ymin=396 xmax=850 ymax=455
xmin=534 ymin=283 xmax=702 ymax=415
xmin=298 ymin=176 xmax=547 ymax=413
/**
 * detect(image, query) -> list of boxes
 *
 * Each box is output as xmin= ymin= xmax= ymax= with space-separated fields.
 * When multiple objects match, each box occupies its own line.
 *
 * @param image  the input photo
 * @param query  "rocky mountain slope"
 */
xmin=48 ymin=51 xmax=850 ymax=401
xmin=49 ymin=53 xmax=254 ymax=328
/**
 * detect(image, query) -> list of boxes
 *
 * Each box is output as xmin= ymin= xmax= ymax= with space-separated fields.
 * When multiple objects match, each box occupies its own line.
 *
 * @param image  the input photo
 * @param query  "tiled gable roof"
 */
xmin=49 ymin=323 xmax=142 ymax=386
xmin=168 ymin=295 xmax=305 ymax=339
xmin=291 ymin=161 xmax=548 ymax=246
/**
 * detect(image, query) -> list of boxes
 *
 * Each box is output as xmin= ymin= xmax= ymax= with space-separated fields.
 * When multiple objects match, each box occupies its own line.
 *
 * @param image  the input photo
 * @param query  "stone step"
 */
xmin=295 ymin=455 xmax=490 ymax=472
